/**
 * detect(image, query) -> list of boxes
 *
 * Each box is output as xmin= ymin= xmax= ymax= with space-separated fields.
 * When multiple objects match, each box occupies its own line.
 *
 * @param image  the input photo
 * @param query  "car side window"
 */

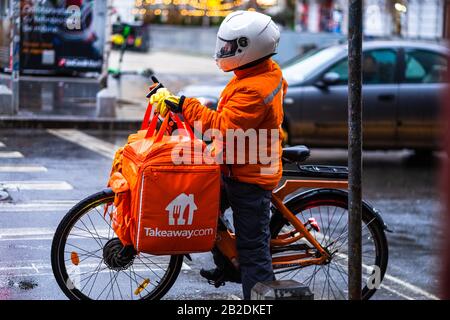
xmin=404 ymin=50 xmax=448 ymax=84
xmin=326 ymin=49 xmax=398 ymax=85
xmin=325 ymin=59 xmax=349 ymax=85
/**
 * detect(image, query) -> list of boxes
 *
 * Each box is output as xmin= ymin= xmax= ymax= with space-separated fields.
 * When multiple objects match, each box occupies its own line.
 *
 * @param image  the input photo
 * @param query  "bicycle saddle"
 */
xmin=282 ymin=145 xmax=311 ymax=163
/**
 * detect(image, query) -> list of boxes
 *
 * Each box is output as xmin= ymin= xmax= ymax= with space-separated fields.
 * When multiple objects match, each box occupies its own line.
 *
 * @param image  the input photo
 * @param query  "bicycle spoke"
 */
xmin=324 ymin=208 xmax=347 ymax=248
xmin=68 ymin=233 xmax=109 ymax=241
xmin=96 ymin=270 xmax=113 ymax=300
xmin=70 ymin=225 xmax=109 ymax=242
xmin=94 ymin=206 xmax=114 ymax=239
xmin=76 ymin=218 xmax=104 ymax=250
xmin=135 ymin=256 xmax=163 ymax=284
xmin=130 ymin=264 xmax=153 ymax=297
xmin=320 ymin=266 xmax=328 ymax=299
xmin=114 ymin=271 xmax=124 ymax=300
xmin=80 ymin=265 xmax=109 ymax=289
xmin=329 ymin=261 xmax=349 ymax=285
xmin=64 ymin=248 xmax=103 ymax=261
xmin=65 ymin=243 xmax=103 ymax=257
xmin=86 ymin=213 xmax=106 ymax=246
xmin=323 ymin=205 xmax=339 ymax=245
xmin=330 ymin=218 xmax=376 ymax=251
xmin=303 ymin=265 xmax=320 ymax=286
xmin=137 ymin=254 xmax=168 ymax=270
xmin=83 ymin=261 xmax=106 ymax=295
xmin=326 ymin=264 xmax=346 ymax=300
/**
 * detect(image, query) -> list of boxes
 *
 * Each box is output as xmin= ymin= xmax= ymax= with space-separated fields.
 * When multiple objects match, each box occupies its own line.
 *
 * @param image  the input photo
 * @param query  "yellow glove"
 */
xmin=150 ymin=88 xmax=181 ymax=116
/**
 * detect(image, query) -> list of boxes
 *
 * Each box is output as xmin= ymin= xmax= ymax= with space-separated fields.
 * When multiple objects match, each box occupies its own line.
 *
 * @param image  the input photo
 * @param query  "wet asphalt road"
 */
xmin=0 ymin=129 xmax=442 ymax=300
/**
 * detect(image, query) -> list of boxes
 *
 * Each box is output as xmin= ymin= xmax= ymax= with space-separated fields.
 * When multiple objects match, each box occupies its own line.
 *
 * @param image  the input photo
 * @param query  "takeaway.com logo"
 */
xmin=144 ymin=193 xmax=214 ymax=239
xmin=166 ymin=193 xmax=197 ymax=226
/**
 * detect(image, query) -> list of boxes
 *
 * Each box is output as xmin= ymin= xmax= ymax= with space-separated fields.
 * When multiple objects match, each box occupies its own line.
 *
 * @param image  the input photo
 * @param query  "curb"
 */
xmin=0 ymin=116 xmax=142 ymax=131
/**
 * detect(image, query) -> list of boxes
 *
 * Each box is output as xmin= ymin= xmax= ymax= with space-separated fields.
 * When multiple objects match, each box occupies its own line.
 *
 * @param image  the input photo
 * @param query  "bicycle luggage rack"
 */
xmin=283 ymin=165 xmax=349 ymax=180
xmin=276 ymin=165 xmax=349 ymax=201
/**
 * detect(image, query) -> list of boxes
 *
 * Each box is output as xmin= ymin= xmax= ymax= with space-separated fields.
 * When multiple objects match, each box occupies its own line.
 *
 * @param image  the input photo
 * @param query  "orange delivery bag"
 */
xmin=108 ymin=112 xmax=221 ymax=255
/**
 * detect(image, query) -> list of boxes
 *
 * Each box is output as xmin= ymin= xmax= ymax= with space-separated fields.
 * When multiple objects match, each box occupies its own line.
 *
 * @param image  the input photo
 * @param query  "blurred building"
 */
xmin=113 ymin=0 xmax=448 ymax=39
xmin=294 ymin=0 xmax=445 ymax=39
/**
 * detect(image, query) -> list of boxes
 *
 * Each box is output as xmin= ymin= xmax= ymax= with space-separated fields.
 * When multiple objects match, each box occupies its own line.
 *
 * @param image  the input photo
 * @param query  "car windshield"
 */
xmin=283 ymin=46 xmax=345 ymax=84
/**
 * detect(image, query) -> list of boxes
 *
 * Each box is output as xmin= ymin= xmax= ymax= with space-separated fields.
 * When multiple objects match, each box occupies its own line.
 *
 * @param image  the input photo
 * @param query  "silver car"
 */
xmin=180 ymin=41 xmax=449 ymax=151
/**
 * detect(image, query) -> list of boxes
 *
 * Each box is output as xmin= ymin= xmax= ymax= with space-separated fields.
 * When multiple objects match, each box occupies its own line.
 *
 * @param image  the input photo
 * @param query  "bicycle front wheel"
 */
xmin=270 ymin=188 xmax=389 ymax=300
xmin=51 ymin=188 xmax=183 ymax=300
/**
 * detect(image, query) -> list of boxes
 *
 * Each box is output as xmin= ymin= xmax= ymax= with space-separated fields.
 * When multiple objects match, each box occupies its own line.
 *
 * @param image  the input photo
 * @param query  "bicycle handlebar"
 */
xmin=146 ymin=76 xmax=165 ymax=98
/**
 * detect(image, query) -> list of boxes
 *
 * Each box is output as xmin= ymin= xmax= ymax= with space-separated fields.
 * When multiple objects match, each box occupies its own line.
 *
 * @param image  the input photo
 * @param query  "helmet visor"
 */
xmin=215 ymin=37 xmax=238 ymax=59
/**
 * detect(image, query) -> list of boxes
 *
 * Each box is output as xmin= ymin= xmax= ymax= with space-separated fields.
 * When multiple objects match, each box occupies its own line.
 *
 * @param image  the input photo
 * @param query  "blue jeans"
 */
xmin=219 ymin=175 xmax=274 ymax=299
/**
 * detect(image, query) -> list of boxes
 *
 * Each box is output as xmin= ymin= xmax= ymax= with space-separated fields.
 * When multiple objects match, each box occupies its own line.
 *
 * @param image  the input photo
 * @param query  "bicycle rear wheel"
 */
xmin=51 ymin=189 xmax=183 ymax=300
xmin=270 ymin=189 xmax=388 ymax=300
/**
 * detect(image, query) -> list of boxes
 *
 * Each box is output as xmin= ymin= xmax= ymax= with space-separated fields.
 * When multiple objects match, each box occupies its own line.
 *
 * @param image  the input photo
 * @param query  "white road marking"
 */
xmin=0 ymin=181 xmax=73 ymax=191
xmin=0 ymin=226 xmax=191 ymax=273
xmin=47 ymin=129 xmax=118 ymax=159
xmin=0 ymin=200 xmax=77 ymax=212
xmin=383 ymin=273 xmax=439 ymax=300
xmin=0 ymin=263 xmax=172 ymax=274
xmin=0 ymin=227 xmax=55 ymax=238
xmin=0 ymin=151 xmax=23 ymax=158
xmin=181 ymin=262 xmax=191 ymax=270
xmin=0 ymin=166 xmax=47 ymax=173
xmin=342 ymin=250 xmax=438 ymax=300
xmin=380 ymin=284 xmax=414 ymax=301
xmin=31 ymin=263 xmax=40 ymax=274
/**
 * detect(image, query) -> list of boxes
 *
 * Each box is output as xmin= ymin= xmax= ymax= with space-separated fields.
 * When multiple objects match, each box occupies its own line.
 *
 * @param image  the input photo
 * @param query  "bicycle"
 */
xmin=51 ymin=143 xmax=389 ymax=300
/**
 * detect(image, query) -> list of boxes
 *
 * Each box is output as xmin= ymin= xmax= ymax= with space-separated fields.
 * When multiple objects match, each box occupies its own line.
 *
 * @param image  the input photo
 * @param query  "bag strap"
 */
xmin=172 ymin=113 xmax=195 ymax=139
xmin=140 ymin=101 xmax=154 ymax=130
xmin=146 ymin=111 xmax=160 ymax=137
xmin=154 ymin=115 xmax=171 ymax=142
xmin=144 ymin=112 xmax=194 ymax=141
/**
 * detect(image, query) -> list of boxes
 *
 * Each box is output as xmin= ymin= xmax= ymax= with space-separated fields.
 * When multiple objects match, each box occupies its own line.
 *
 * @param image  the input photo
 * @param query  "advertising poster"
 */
xmin=20 ymin=0 xmax=106 ymax=75
xmin=0 ymin=0 xmax=11 ymax=71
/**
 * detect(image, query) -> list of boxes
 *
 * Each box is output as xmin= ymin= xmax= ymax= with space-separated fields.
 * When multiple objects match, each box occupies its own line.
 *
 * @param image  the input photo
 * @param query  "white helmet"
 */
xmin=214 ymin=10 xmax=280 ymax=72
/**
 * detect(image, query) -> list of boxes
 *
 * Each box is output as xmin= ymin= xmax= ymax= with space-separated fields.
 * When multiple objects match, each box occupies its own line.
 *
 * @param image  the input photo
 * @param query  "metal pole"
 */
xmin=347 ymin=0 xmax=363 ymax=301
xmin=100 ymin=0 xmax=113 ymax=89
xmin=10 ymin=0 xmax=20 ymax=114
xmin=441 ymin=7 xmax=450 ymax=300
xmin=444 ymin=0 xmax=450 ymax=39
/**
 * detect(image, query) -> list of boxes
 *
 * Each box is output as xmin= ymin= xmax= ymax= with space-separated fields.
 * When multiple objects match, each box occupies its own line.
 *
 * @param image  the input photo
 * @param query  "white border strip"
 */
xmin=0 ymin=200 xmax=78 ymax=212
xmin=0 ymin=166 xmax=47 ymax=173
xmin=47 ymin=129 xmax=118 ymax=159
xmin=0 ymin=181 xmax=73 ymax=190
xmin=0 ymin=151 xmax=22 ymax=158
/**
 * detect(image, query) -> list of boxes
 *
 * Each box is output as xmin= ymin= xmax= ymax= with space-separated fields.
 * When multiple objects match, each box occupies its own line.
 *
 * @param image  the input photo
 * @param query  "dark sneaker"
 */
xmin=200 ymin=268 xmax=241 ymax=288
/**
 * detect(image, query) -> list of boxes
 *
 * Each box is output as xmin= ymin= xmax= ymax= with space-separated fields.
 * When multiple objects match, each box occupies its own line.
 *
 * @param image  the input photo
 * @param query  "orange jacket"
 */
xmin=182 ymin=59 xmax=287 ymax=190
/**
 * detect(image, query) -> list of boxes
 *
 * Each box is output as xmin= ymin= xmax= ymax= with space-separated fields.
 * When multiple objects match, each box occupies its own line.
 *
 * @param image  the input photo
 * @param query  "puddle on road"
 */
xmin=7 ymin=279 xmax=38 ymax=291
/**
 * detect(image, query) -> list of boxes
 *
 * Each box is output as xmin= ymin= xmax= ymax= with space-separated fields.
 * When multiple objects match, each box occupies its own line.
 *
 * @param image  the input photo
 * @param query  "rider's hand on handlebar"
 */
xmin=164 ymin=95 xmax=185 ymax=114
xmin=150 ymin=88 xmax=183 ymax=116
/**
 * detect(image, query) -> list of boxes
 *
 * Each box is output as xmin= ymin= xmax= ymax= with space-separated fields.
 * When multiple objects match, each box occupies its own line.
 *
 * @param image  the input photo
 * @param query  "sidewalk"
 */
xmin=0 ymin=50 xmax=227 ymax=130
